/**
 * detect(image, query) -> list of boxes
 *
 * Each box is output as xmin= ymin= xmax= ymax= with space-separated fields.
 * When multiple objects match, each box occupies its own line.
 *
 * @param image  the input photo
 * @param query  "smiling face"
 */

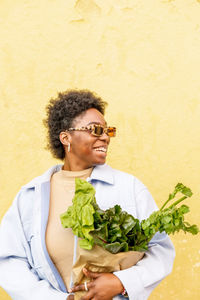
xmin=60 ymin=108 xmax=111 ymax=171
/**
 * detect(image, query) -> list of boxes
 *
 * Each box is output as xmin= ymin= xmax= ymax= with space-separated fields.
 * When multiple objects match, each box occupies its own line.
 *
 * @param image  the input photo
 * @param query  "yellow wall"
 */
xmin=0 ymin=0 xmax=200 ymax=299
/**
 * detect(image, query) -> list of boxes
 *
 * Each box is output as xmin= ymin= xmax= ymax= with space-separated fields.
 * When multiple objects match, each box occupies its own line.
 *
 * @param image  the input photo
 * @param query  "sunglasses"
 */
xmin=68 ymin=124 xmax=116 ymax=137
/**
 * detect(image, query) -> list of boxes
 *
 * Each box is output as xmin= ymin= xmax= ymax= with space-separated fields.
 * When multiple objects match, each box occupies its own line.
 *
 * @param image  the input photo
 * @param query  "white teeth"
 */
xmin=94 ymin=147 xmax=107 ymax=152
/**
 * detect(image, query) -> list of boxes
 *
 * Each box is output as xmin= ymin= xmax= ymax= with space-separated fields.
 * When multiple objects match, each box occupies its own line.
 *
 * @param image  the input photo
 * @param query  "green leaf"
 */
xmin=141 ymin=219 xmax=150 ymax=230
xmin=122 ymin=215 xmax=137 ymax=235
xmin=175 ymin=183 xmax=193 ymax=197
xmin=60 ymin=178 xmax=96 ymax=248
xmin=184 ymin=224 xmax=199 ymax=235
xmin=105 ymin=242 xmax=129 ymax=254
xmin=79 ymin=238 xmax=93 ymax=250
xmin=161 ymin=215 xmax=172 ymax=224
xmin=60 ymin=179 xmax=199 ymax=254
xmin=82 ymin=205 xmax=95 ymax=226
xmin=179 ymin=205 xmax=190 ymax=214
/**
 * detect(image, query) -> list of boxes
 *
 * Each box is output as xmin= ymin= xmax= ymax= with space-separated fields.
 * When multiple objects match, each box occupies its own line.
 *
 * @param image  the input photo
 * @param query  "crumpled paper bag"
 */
xmin=72 ymin=245 xmax=144 ymax=300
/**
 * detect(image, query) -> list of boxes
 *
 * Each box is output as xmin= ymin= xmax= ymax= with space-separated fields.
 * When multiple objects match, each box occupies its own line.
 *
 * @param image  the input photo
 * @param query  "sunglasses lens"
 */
xmin=93 ymin=125 xmax=104 ymax=136
xmin=107 ymin=127 xmax=116 ymax=137
xmin=90 ymin=125 xmax=116 ymax=137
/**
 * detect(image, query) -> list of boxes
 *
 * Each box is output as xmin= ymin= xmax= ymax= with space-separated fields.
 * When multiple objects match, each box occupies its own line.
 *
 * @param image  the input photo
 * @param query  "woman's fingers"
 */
xmin=69 ymin=281 xmax=95 ymax=300
xmin=69 ymin=267 xmax=101 ymax=293
xmin=83 ymin=268 xmax=102 ymax=279
xmin=71 ymin=273 xmax=122 ymax=300
xmin=80 ymin=290 xmax=95 ymax=300
xmin=67 ymin=295 xmax=74 ymax=300
xmin=69 ymin=280 xmax=94 ymax=293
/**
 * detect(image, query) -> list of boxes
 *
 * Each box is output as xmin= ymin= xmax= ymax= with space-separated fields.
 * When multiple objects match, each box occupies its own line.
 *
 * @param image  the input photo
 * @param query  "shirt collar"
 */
xmin=89 ymin=164 xmax=114 ymax=185
xmin=22 ymin=163 xmax=114 ymax=189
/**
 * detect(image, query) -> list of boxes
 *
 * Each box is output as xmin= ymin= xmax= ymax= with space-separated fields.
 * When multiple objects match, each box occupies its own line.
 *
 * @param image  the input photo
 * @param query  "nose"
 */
xmin=99 ymin=132 xmax=110 ymax=144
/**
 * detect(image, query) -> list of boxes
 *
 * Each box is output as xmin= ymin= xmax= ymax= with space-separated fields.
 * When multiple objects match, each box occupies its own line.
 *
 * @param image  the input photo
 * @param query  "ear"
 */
xmin=59 ymin=131 xmax=72 ymax=146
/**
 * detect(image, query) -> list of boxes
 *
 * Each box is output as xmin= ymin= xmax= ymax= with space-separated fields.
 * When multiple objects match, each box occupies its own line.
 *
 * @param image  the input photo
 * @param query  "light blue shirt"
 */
xmin=0 ymin=164 xmax=175 ymax=300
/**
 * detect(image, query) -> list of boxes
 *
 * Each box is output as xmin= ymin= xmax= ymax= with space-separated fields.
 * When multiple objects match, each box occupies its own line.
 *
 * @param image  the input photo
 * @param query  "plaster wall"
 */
xmin=0 ymin=1 xmax=200 ymax=299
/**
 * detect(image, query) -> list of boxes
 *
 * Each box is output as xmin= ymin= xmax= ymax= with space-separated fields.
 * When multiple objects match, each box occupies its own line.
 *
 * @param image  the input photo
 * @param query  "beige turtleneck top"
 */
xmin=45 ymin=167 xmax=93 ymax=289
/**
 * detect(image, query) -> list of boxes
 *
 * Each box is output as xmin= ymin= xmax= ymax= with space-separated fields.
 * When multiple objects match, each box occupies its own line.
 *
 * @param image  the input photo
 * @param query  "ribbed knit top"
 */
xmin=45 ymin=167 xmax=93 ymax=289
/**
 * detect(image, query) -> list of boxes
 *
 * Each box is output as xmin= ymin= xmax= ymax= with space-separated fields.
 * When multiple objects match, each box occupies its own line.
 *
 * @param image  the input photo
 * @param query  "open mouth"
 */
xmin=93 ymin=147 xmax=107 ymax=153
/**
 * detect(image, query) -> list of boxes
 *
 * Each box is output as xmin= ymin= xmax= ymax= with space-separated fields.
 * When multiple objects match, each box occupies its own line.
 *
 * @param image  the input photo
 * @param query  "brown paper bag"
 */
xmin=72 ymin=245 xmax=144 ymax=300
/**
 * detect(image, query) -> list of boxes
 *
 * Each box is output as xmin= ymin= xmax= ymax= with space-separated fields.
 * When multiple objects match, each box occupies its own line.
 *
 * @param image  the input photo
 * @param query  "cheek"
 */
xmin=72 ymin=135 xmax=95 ymax=154
xmin=82 ymin=144 xmax=92 ymax=155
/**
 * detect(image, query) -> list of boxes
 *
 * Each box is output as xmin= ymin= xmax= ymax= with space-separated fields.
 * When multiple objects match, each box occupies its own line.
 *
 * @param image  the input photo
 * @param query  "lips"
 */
xmin=93 ymin=146 xmax=107 ymax=153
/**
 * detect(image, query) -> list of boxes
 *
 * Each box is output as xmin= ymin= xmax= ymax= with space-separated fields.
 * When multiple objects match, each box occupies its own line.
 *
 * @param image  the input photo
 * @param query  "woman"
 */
xmin=0 ymin=90 xmax=175 ymax=300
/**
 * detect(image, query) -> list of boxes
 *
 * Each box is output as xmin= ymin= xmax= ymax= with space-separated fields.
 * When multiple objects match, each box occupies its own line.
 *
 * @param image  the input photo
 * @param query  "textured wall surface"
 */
xmin=0 ymin=0 xmax=200 ymax=299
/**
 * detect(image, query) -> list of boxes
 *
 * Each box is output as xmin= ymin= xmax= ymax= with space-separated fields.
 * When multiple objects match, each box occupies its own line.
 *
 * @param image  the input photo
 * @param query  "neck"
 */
xmin=63 ymin=157 xmax=92 ymax=171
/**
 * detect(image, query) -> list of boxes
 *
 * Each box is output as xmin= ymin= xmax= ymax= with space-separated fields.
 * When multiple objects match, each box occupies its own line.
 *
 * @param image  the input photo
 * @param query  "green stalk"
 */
xmin=160 ymin=197 xmax=171 ymax=211
xmin=168 ymin=196 xmax=187 ymax=209
xmin=160 ymin=190 xmax=189 ymax=211
xmin=160 ymin=194 xmax=175 ymax=211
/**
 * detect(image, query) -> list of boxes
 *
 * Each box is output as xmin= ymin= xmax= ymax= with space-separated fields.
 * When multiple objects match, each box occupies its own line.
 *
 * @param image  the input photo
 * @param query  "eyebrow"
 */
xmin=86 ymin=121 xmax=107 ymax=126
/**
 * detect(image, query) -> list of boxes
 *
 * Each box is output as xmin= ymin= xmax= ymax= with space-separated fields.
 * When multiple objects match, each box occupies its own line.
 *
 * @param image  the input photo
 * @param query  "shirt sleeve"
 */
xmin=0 ymin=193 xmax=69 ymax=300
xmin=113 ymin=181 xmax=175 ymax=300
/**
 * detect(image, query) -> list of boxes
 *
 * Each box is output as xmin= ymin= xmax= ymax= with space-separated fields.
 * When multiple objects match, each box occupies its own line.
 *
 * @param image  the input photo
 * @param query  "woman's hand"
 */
xmin=69 ymin=268 xmax=124 ymax=300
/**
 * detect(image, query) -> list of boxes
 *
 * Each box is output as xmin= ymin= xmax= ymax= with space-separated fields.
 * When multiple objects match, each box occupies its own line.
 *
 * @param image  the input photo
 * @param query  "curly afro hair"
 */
xmin=43 ymin=89 xmax=107 ymax=160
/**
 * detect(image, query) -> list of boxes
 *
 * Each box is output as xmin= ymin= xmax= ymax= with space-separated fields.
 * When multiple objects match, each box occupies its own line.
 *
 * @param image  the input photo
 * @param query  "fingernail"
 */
xmin=83 ymin=267 xmax=87 ymax=272
xmin=68 ymin=288 xmax=72 ymax=293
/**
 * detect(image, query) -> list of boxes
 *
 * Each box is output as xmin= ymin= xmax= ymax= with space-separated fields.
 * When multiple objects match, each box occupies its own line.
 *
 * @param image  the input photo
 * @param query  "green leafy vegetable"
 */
xmin=60 ymin=179 xmax=96 ymax=250
xmin=60 ymin=180 xmax=199 ymax=253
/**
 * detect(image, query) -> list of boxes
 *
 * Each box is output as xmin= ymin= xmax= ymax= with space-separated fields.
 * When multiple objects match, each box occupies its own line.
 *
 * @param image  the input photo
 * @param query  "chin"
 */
xmin=92 ymin=159 xmax=106 ymax=166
